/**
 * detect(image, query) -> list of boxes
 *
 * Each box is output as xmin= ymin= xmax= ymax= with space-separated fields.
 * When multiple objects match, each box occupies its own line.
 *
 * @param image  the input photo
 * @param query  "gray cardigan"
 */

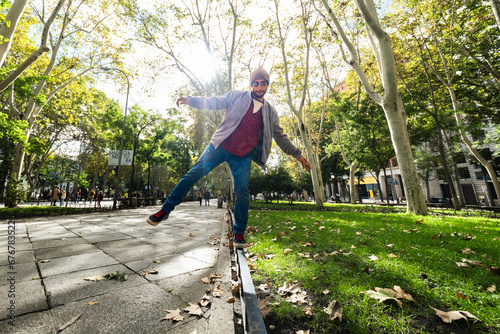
xmin=187 ymin=90 xmax=303 ymax=168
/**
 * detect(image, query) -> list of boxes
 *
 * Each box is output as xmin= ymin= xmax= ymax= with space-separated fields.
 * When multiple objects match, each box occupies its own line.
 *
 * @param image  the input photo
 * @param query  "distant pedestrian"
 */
xmin=51 ymin=186 xmax=60 ymax=206
xmin=204 ymin=189 xmax=211 ymax=206
xmin=97 ymin=191 xmax=103 ymax=207
xmin=89 ymin=188 xmax=95 ymax=203
xmin=82 ymin=188 xmax=89 ymax=203
xmin=197 ymin=189 xmax=203 ymax=206
xmin=60 ymin=189 xmax=66 ymax=206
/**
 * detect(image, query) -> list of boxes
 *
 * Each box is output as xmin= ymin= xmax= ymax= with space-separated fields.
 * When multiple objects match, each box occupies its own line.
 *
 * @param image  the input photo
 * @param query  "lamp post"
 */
xmin=102 ymin=67 xmax=130 ymax=210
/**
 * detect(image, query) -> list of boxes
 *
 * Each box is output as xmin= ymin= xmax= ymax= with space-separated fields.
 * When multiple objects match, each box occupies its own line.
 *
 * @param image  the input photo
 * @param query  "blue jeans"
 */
xmin=161 ymin=143 xmax=252 ymax=235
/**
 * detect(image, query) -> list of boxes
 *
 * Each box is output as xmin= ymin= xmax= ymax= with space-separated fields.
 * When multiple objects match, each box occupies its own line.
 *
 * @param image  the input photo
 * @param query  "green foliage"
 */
xmin=0 ymin=112 xmax=27 ymax=142
xmin=246 ymin=207 xmax=500 ymax=333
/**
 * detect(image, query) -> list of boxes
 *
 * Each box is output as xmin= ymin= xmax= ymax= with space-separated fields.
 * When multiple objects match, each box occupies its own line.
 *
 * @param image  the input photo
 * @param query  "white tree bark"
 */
xmin=0 ymin=0 xmax=28 ymax=68
xmin=319 ymin=0 xmax=428 ymax=214
xmin=485 ymin=0 xmax=500 ymax=28
xmin=0 ymin=0 xmax=66 ymax=92
xmin=274 ymin=0 xmax=324 ymax=208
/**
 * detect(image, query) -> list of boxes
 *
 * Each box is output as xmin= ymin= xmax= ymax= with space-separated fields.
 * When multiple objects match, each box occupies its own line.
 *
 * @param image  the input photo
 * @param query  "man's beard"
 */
xmin=251 ymin=90 xmax=266 ymax=99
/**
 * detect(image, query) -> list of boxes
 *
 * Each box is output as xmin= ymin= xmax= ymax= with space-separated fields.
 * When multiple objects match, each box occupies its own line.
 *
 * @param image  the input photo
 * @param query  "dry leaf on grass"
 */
xmin=296 ymin=330 xmax=310 ymax=334
xmin=362 ymin=286 xmax=413 ymax=308
xmin=369 ymin=255 xmax=379 ymax=261
xmin=489 ymin=267 xmax=500 ymax=275
xmin=363 ymin=267 xmax=374 ymax=274
xmin=259 ymin=297 xmax=272 ymax=318
xmin=455 ymin=262 xmax=470 ymax=268
xmin=486 ymin=285 xmax=496 ymax=293
xmin=303 ymin=306 xmax=313 ymax=318
xmin=162 ymin=309 xmax=184 ymax=322
xmin=183 ymin=303 xmax=203 ymax=316
xmin=430 ymin=307 xmax=479 ymax=323
xmin=313 ymin=254 xmax=323 ymax=261
xmin=460 ymin=248 xmax=475 ymax=255
xmin=324 ymin=300 xmax=343 ymax=322
xmin=461 ymin=258 xmax=482 ymax=266
xmin=388 ymin=253 xmax=398 ymax=258
xmin=278 ymin=281 xmax=302 ymax=295
xmin=322 ymin=289 xmax=330 ymax=295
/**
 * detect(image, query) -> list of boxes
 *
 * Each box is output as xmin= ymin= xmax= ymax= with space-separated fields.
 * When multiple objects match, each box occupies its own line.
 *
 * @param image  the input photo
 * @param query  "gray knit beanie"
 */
xmin=250 ymin=67 xmax=270 ymax=83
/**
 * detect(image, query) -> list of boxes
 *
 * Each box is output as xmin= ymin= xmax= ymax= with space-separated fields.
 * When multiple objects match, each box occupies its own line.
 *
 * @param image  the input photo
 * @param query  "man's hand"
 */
xmin=176 ymin=97 xmax=188 ymax=107
xmin=298 ymin=157 xmax=311 ymax=171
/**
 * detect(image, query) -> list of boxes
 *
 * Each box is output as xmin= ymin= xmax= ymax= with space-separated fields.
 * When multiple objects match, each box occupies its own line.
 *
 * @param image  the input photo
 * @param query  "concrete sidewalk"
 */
xmin=0 ymin=200 xmax=235 ymax=334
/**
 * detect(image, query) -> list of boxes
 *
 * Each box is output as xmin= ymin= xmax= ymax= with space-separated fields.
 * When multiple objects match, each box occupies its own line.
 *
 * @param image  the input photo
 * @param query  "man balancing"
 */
xmin=147 ymin=68 xmax=311 ymax=248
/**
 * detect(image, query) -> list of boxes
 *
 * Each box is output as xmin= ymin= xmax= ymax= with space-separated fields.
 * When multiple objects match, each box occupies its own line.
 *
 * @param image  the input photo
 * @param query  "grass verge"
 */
xmin=245 ymin=205 xmax=500 ymax=333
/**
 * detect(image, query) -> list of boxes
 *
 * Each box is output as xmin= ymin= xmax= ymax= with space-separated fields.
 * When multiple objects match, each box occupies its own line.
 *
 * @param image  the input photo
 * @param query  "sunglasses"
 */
xmin=251 ymin=81 xmax=269 ymax=87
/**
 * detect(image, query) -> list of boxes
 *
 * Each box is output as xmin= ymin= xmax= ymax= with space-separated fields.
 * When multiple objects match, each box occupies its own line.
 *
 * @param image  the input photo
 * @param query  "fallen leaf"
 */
xmin=200 ymin=295 xmax=211 ymax=307
xmin=324 ymin=300 xmax=343 ymax=322
xmin=313 ymin=254 xmax=324 ymax=261
xmin=489 ymin=267 xmax=500 ymax=275
xmin=231 ymin=282 xmax=241 ymax=295
xmin=385 ymin=244 xmax=394 ymax=248
xmin=461 ymin=248 xmax=475 ymax=255
xmin=363 ymin=267 xmax=373 ymax=274
xmin=284 ymin=248 xmax=293 ymax=255
xmin=88 ymin=301 xmax=99 ymax=306
xmin=456 ymin=292 xmax=467 ymax=300
xmin=183 ymin=303 xmax=203 ymax=316
xmin=213 ymin=285 xmax=224 ymax=297
xmin=83 ymin=274 xmax=105 ymax=282
xmin=162 ymin=309 xmax=184 ymax=322
xmin=153 ymin=260 xmax=162 ymax=263
xmin=303 ymin=306 xmax=313 ymax=318
xmin=201 ymin=273 xmax=221 ymax=284
xmin=391 ymin=286 xmax=413 ymax=301
xmin=363 ymin=289 xmax=402 ymax=307
xmin=278 ymin=281 xmax=302 ymax=296
xmin=369 ymin=255 xmax=379 ymax=261
xmin=45 ymin=243 xmax=56 ymax=246
xmin=259 ymin=297 xmax=271 ymax=318
xmin=298 ymin=252 xmax=310 ymax=258
xmin=296 ymin=331 xmax=310 ymax=334
xmin=420 ymin=272 xmax=428 ymax=279
xmin=40 ymin=260 xmax=50 ymax=263
xmin=227 ymin=296 xmax=235 ymax=303
xmin=486 ymin=285 xmax=496 ymax=293
xmin=322 ymin=289 xmax=330 ymax=295
xmin=430 ymin=307 xmax=479 ymax=323
xmin=388 ymin=253 xmax=398 ymax=258
xmin=189 ymin=233 xmax=197 ymax=237
xmin=455 ymin=262 xmax=470 ymax=268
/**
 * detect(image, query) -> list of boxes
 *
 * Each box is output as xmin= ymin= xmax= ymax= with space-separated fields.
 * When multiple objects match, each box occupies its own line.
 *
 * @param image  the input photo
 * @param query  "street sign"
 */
xmin=108 ymin=150 xmax=133 ymax=166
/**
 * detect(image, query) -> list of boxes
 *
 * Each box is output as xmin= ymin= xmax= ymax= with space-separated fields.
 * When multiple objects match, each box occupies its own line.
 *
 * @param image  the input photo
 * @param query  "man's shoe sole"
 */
xmin=146 ymin=218 xmax=160 ymax=226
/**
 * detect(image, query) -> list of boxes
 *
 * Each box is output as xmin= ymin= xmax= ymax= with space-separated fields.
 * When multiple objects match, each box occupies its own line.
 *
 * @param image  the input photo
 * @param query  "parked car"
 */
xmin=429 ymin=197 xmax=450 ymax=204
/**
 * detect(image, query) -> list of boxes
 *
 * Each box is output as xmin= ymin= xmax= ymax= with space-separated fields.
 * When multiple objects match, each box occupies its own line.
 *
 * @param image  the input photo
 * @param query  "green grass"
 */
xmin=245 ymin=205 xmax=500 ymax=334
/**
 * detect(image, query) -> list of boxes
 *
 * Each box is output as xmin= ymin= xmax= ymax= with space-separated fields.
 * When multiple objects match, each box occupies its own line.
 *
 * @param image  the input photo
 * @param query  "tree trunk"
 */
xmin=349 ymin=161 xmax=358 ymax=204
xmin=488 ymin=0 xmax=500 ymax=28
xmin=0 ymin=0 xmax=29 ymax=67
xmin=320 ymin=0 xmax=428 ymax=215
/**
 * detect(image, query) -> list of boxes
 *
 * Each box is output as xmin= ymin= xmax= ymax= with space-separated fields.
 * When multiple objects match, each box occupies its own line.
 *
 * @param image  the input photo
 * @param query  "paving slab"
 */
xmin=38 ymin=252 xmax=118 ymax=277
xmin=43 ymin=264 xmax=145 ymax=306
xmin=0 ymin=262 xmax=40 ymax=283
xmin=0 ymin=249 xmax=35 ymax=266
xmin=51 ymin=283 xmax=187 ymax=334
xmin=0 ymin=279 xmax=48 ymax=320
xmin=34 ymin=243 xmax=100 ymax=260
xmin=0 ymin=201 xmax=236 ymax=334
xmin=0 ymin=310 xmax=55 ymax=334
